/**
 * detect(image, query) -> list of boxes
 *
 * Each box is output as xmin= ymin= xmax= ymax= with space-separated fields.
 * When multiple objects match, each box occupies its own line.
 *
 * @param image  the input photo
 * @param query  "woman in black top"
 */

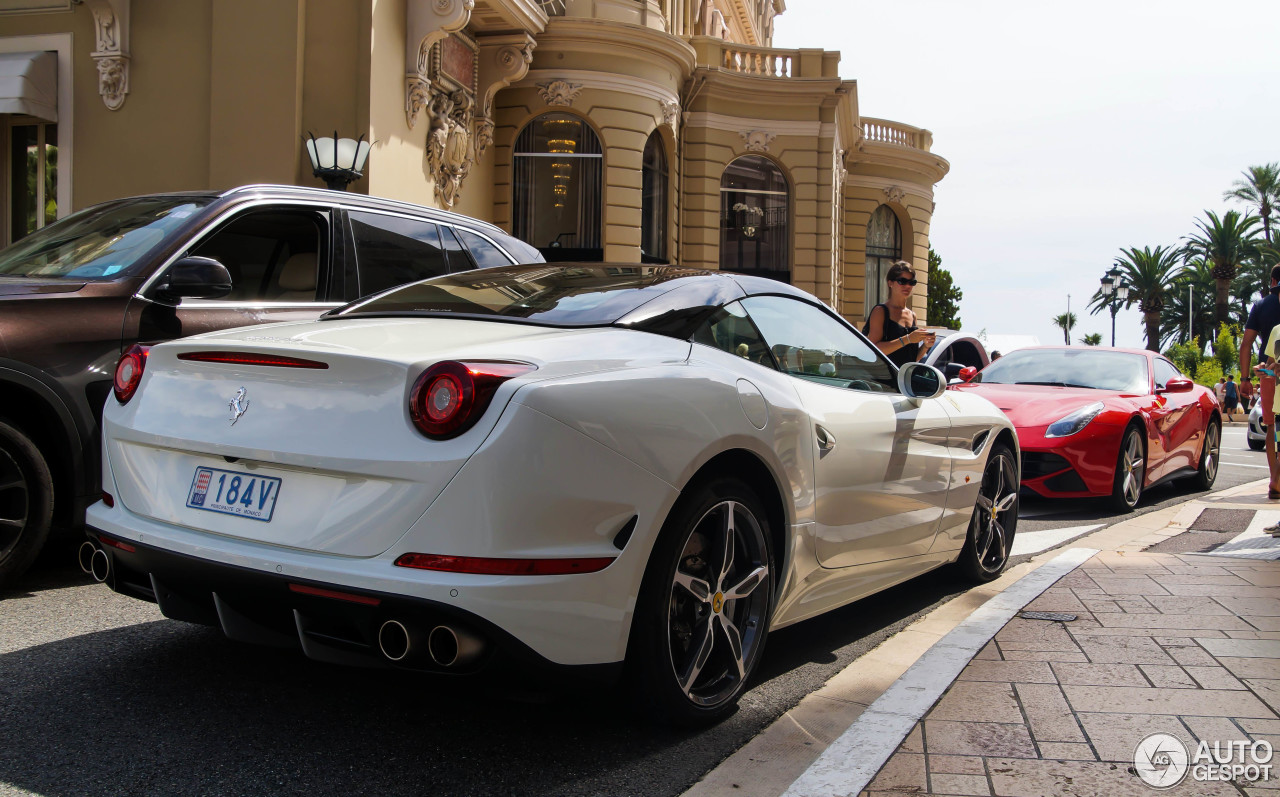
xmin=863 ymin=261 xmax=936 ymax=368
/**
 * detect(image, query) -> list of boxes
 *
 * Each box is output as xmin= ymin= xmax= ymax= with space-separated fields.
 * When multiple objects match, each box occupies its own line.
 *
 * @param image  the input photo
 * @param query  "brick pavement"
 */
xmin=862 ymin=537 xmax=1280 ymax=795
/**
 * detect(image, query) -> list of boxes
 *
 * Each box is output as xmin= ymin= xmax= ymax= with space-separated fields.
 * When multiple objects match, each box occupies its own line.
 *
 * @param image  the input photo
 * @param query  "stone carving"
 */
xmin=478 ymin=33 xmax=536 ymax=118
xmin=82 ymin=0 xmax=130 ymax=111
xmin=883 ymin=185 xmax=907 ymax=205
xmin=661 ymin=100 xmax=680 ymax=131
xmin=833 ymin=148 xmax=847 ymax=191
xmin=405 ymin=0 xmax=474 ymax=126
xmin=96 ymin=56 xmax=128 ymax=111
xmin=473 ymin=116 xmax=495 ymax=163
xmin=537 ymin=80 xmax=583 ymax=107
xmin=740 ymin=130 xmax=776 ymax=153
xmin=426 ymin=87 xmax=479 ymax=208
xmin=405 ymin=78 xmax=431 ymax=130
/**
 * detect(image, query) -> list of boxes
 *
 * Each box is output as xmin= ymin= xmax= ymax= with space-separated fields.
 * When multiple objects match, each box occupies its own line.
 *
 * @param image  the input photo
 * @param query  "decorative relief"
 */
xmin=661 ymin=100 xmax=680 ymax=132
xmin=405 ymin=78 xmax=431 ymax=130
xmin=833 ymin=148 xmax=847 ymax=190
xmin=537 ymin=79 xmax=583 ymax=107
xmin=426 ymin=87 xmax=475 ymax=208
xmin=740 ymin=130 xmax=776 ymax=153
xmin=473 ymin=117 xmax=495 ymax=163
xmin=81 ymin=0 xmax=130 ymax=111
xmin=405 ymin=0 xmax=474 ymax=126
xmin=883 ymin=185 xmax=907 ymax=205
xmin=477 ymin=33 xmax=535 ymax=118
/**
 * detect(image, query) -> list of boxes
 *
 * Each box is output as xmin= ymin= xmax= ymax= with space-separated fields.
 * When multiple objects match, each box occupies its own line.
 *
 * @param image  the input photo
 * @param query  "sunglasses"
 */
xmin=891 ymin=278 xmax=918 ymax=287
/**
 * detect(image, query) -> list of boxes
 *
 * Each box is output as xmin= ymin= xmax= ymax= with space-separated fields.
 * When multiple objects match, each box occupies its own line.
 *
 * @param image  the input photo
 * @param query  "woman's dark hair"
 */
xmin=886 ymin=261 xmax=915 ymax=283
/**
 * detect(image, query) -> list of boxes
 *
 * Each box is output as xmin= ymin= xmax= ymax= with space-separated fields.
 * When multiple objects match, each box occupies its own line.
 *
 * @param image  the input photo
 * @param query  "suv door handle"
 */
xmin=816 ymin=425 xmax=837 ymax=453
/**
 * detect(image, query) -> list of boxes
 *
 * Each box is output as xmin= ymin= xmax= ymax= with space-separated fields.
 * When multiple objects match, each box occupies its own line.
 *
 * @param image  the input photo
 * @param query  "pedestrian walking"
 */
xmin=1240 ymin=263 xmax=1280 ymax=499
xmin=1215 ymin=377 xmax=1227 ymax=407
xmin=1241 ymin=375 xmax=1255 ymax=413
xmin=1224 ymin=374 xmax=1239 ymax=421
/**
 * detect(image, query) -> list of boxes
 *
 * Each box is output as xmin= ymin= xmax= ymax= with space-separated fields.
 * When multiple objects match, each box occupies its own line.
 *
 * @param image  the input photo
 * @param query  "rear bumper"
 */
xmin=84 ymin=525 xmax=621 ymax=684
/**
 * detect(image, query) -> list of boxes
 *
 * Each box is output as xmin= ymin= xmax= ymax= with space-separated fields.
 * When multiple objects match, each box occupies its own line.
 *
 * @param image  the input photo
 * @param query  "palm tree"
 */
xmin=1052 ymin=311 xmax=1077 ymax=345
xmin=1183 ymin=210 xmax=1262 ymax=328
xmin=1108 ymin=246 xmax=1183 ymax=351
xmin=1161 ymin=258 xmax=1216 ymax=348
xmin=1080 ymin=332 xmax=1102 ymax=346
xmin=1224 ymin=163 xmax=1279 ymax=244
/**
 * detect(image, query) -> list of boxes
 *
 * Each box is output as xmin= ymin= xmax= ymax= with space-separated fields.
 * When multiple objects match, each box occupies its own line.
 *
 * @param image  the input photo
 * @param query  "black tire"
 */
xmin=628 ymin=477 xmax=774 ymax=726
xmin=0 ymin=421 xmax=55 ymax=587
xmin=1248 ymin=437 xmax=1265 ymax=452
xmin=1109 ymin=425 xmax=1146 ymax=512
xmin=1190 ymin=419 xmax=1220 ymax=490
xmin=957 ymin=443 xmax=1017 ymax=583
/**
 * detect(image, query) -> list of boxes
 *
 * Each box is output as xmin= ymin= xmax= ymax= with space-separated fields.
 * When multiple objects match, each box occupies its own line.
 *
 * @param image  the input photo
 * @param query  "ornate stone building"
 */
xmin=0 ymin=0 xmax=948 ymax=323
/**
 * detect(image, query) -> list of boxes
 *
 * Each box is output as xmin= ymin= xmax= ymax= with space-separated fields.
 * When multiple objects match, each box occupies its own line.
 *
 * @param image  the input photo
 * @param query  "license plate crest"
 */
xmin=186 ymin=466 xmax=281 ymax=522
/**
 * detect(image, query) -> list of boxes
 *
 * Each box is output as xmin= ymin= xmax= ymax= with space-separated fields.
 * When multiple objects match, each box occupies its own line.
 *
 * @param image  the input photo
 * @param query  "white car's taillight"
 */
xmin=409 ymin=360 xmax=535 ymax=439
xmin=113 ymin=344 xmax=149 ymax=404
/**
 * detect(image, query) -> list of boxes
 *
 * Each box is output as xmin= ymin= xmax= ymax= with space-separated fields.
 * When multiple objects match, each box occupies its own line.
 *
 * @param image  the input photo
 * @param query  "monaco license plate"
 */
xmin=186 ymin=466 xmax=281 ymax=522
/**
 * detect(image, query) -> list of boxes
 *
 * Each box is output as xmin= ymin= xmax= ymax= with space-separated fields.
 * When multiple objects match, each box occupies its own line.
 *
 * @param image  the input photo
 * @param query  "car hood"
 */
xmin=0 ymin=277 xmax=88 ymax=296
xmin=955 ymin=383 xmax=1134 ymax=426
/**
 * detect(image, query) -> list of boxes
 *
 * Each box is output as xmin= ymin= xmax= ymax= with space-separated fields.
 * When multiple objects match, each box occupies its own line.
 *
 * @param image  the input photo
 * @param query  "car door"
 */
xmin=1150 ymin=357 xmax=1199 ymax=477
xmin=125 ymin=205 xmax=339 ymax=346
xmin=739 ymin=295 xmax=954 ymax=566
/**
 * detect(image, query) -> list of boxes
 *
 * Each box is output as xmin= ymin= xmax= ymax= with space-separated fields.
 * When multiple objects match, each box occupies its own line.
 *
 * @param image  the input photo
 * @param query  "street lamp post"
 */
xmin=1099 ymin=266 xmax=1130 ymax=347
xmin=304 ymin=131 xmax=372 ymax=191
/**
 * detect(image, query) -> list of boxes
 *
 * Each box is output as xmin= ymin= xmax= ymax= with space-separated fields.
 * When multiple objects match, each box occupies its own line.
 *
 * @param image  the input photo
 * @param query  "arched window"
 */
xmin=512 ymin=113 xmax=602 ymax=261
xmin=865 ymin=204 xmax=902 ymax=307
xmin=641 ymin=132 xmax=668 ymax=263
xmin=719 ymin=155 xmax=789 ymax=282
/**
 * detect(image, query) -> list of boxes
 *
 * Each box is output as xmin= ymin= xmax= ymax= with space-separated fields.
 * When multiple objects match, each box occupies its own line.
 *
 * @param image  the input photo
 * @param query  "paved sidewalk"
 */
xmin=688 ymin=480 xmax=1280 ymax=797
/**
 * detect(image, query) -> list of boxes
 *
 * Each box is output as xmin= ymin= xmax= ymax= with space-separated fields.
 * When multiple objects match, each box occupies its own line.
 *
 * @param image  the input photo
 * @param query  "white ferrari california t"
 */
xmin=85 ymin=264 xmax=1018 ymax=724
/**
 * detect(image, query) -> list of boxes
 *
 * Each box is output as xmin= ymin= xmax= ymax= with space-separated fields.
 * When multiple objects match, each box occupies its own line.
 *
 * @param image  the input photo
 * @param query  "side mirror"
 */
xmin=898 ymin=362 xmax=947 ymax=399
xmin=1158 ymin=377 xmax=1195 ymax=394
xmin=151 ymin=256 xmax=233 ymax=304
xmin=958 ymin=366 xmax=978 ymax=383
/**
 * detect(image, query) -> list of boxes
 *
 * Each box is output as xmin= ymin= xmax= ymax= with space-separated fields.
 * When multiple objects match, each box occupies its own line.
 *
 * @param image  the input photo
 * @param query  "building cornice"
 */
xmin=515 ymin=68 xmax=679 ymax=106
xmin=534 ymin=18 xmax=697 ymax=78
xmin=683 ymin=111 xmax=833 ymax=139
xmin=849 ymin=142 xmax=950 ymax=185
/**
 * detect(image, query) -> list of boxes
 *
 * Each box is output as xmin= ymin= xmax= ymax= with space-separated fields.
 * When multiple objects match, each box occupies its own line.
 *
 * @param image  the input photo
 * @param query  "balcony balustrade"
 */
xmin=860 ymin=117 xmax=933 ymax=152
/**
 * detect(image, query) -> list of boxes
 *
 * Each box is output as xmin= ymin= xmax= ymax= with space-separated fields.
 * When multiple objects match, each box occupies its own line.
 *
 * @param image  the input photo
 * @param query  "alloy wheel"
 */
xmin=666 ymin=500 xmax=770 ymax=708
xmin=1203 ymin=423 xmax=1220 ymax=483
xmin=972 ymin=451 xmax=1017 ymax=575
xmin=1120 ymin=431 xmax=1144 ymax=507
xmin=0 ymin=447 xmax=29 ymax=561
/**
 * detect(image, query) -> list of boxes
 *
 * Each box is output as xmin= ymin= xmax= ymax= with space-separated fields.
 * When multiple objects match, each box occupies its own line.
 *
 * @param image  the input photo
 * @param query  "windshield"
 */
xmin=0 ymin=196 xmax=212 ymax=279
xmin=337 ymin=264 xmax=711 ymax=326
xmin=974 ymin=349 xmax=1150 ymax=393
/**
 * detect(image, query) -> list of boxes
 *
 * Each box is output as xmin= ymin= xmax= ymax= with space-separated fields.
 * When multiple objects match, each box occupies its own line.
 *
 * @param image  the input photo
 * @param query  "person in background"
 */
xmin=1224 ymin=373 xmax=1239 ymax=421
xmin=1241 ymin=375 xmax=1255 ymax=413
xmin=990 ymin=350 xmax=1003 ymax=361
xmin=863 ymin=260 xmax=936 ymax=368
xmin=1215 ymin=377 xmax=1227 ymax=408
xmin=1240 ymin=263 xmax=1280 ymax=500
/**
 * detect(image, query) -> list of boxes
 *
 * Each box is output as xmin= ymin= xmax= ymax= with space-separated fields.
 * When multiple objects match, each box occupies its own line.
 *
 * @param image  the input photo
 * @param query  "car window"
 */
xmin=187 ymin=210 xmax=324 ymax=302
xmin=1154 ymin=358 xmax=1181 ymax=390
xmin=974 ymin=349 xmax=1150 ymax=393
xmin=350 ymin=211 xmax=448 ymax=295
xmin=438 ymin=225 xmax=476 ymax=273
xmin=740 ymin=295 xmax=897 ymax=393
xmin=692 ymin=301 xmax=776 ymax=368
xmin=456 ymin=228 xmax=514 ymax=269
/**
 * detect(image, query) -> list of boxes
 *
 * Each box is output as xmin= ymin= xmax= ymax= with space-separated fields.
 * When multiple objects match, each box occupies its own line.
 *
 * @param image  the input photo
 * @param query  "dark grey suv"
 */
xmin=0 ymin=184 xmax=541 ymax=585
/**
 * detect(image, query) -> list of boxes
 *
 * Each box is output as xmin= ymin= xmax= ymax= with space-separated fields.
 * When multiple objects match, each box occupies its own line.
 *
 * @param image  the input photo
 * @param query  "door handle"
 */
xmin=816 ymin=425 xmax=837 ymax=453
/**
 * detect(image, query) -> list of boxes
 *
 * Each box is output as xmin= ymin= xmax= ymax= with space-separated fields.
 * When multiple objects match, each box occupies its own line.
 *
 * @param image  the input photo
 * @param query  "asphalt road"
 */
xmin=0 ymin=428 xmax=1266 ymax=797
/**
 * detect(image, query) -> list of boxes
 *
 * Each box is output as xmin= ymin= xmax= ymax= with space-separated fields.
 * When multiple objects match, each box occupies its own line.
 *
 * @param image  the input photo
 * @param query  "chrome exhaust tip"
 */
xmin=89 ymin=548 xmax=111 ymax=583
xmin=427 ymin=625 xmax=484 ymax=668
xmin=377 ymin=619 xmax=411 ymax=662
xmin=78 ymin=541 xmax=98 ymax=575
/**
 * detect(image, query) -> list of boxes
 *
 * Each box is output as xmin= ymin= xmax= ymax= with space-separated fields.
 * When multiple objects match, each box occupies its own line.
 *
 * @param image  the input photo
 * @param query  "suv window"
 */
xmin=456 ymin=228 xmax=513 ymax=269
xmin=740 ymin=295 xmax=897 ymax=393
xmin=350 ymin=211 xmax=449 ymax=295
xmin=186 ymin=210 xmax=325 ymax=302
xmin=438 ymin=225 xmax=477 ymax=273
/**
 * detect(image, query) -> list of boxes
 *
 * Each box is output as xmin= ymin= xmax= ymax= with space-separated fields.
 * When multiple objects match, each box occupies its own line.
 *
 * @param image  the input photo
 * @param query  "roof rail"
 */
xmin=218 ymin=184 xmax=507 ymax=234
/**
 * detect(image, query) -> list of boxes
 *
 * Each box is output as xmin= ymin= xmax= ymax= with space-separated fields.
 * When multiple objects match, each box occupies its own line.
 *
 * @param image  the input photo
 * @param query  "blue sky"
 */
xmin=775 ymin=0 xmax=1280 ymax=349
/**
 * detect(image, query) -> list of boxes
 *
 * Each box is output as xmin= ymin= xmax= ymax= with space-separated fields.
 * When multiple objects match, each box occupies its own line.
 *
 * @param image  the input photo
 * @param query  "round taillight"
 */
xmin=113 ymin=344 xmax=149 ymax=404
xmin=409 ymin=360 xmax=536 ymax=440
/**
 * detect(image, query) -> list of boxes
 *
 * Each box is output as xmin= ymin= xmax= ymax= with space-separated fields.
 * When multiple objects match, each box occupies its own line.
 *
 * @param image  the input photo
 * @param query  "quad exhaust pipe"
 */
xmin=77 ymin=541 xmax=97 ymax=576
xmin=377 ymin=620 xmax=483 ymax=668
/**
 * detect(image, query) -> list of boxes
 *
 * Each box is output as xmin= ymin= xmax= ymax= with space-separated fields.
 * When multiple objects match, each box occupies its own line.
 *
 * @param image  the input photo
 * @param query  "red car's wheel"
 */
xmin=1109 ymin=425 xmax=1145 ymax=512
xmin=1190 ymin=419 xmax=1220 ymax=490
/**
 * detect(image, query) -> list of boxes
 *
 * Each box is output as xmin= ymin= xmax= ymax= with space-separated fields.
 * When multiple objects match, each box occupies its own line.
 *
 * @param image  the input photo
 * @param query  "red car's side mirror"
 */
xmin=958 ymin=366 xmax=978 ymax=383
xmin=1159 ymin=377 xmax=1195 ymax=394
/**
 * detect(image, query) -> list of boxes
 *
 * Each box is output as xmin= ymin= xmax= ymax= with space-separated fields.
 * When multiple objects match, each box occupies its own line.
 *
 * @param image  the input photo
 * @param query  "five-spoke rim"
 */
xmin=1120 ymin=430 xmax=1144 ymax=506
xmin=667 ymin=500 xmax=770 ymax=708
xmin=1203 ymin=423 xmax=1219 ymax=483
xmin=0 ymin=447 xmax=29 ymax=560
xmin=973 ymin=451 xmax=1017 ymax=574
